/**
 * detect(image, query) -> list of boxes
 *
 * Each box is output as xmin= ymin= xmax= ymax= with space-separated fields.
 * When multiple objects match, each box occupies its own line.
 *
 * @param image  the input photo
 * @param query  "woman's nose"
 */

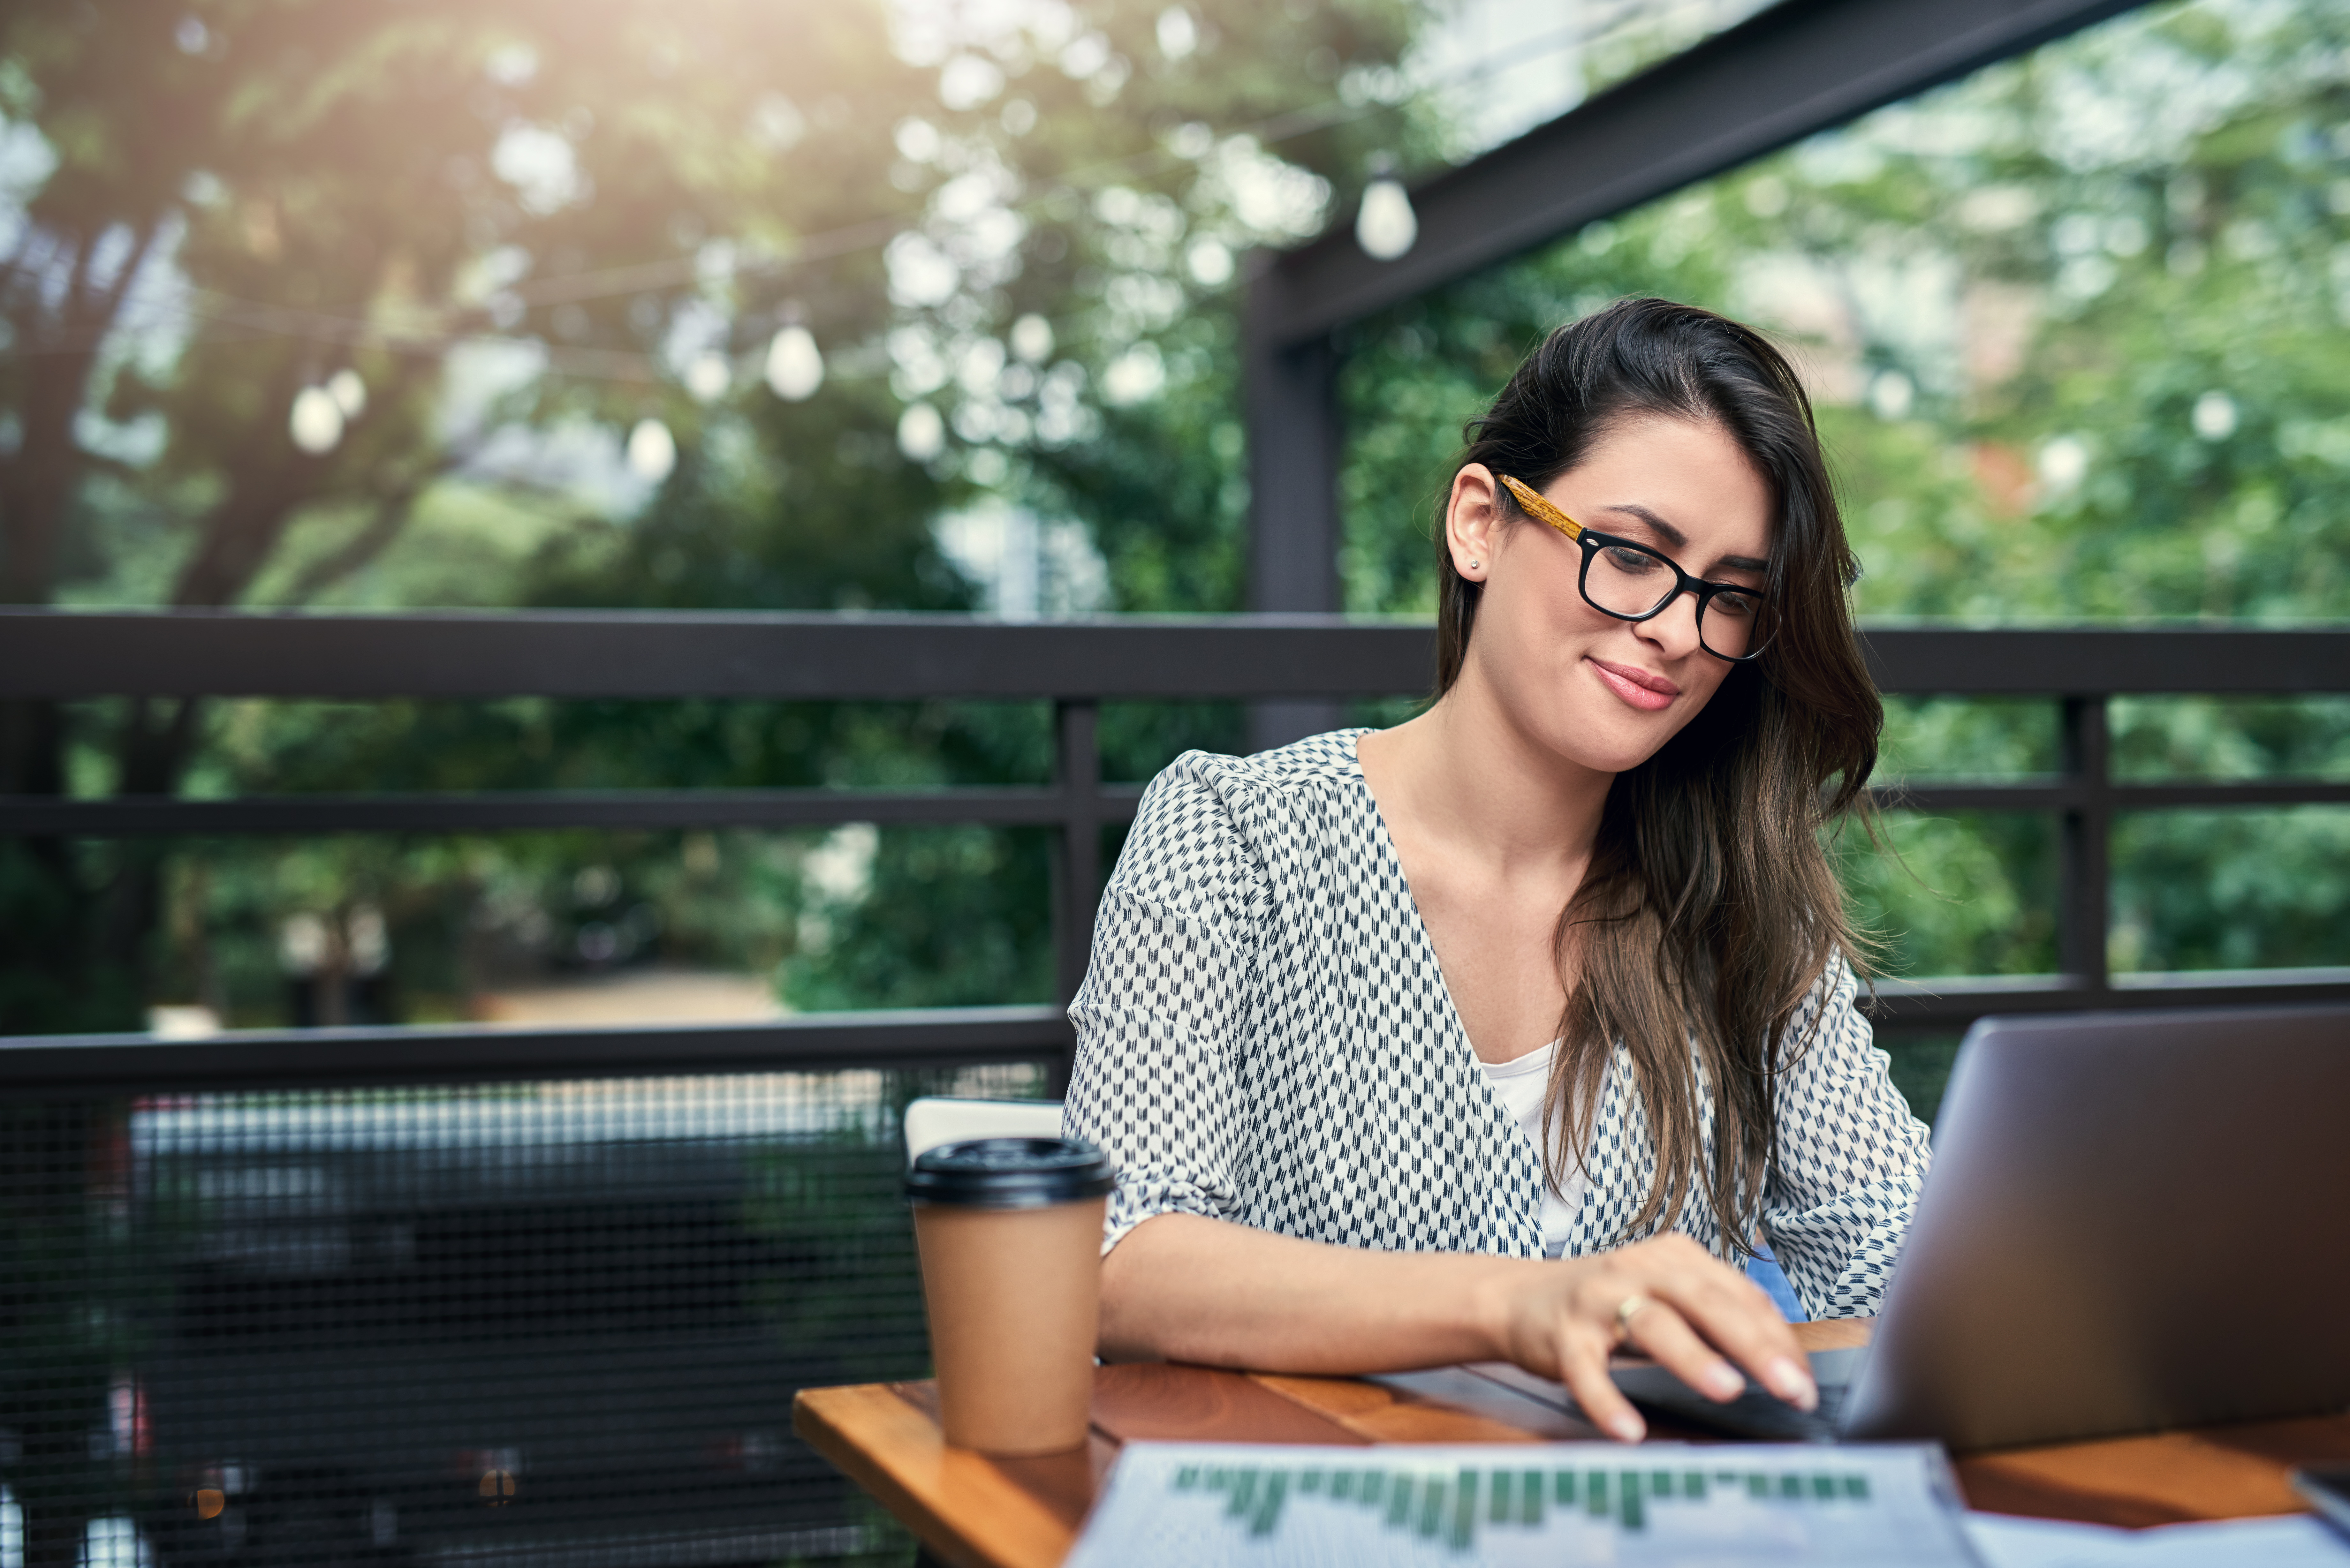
xmin=1635 ymin=589 xmax=1704 ymax=657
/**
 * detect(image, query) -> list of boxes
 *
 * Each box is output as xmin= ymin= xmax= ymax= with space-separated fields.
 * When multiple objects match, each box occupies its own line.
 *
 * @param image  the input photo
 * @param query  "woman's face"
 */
xmin=1445 ymin=415 xmax=1774 ymax=777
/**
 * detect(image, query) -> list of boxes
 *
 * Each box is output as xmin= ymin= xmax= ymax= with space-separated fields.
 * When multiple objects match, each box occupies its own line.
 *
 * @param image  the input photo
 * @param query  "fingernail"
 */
xmin=1766 ymin=1357 xmax=1818 ymax=1411
xmin=1702 ymin=1362 xmax=1743 ymax=1399
xmin=1608 ymin=1413 xmax=1645 ymax=1443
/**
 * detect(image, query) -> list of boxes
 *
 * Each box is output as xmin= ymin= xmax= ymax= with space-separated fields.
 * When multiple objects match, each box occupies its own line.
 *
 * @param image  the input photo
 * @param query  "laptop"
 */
xmin=1497 ymin=1002 xmax=2350 ymax=1451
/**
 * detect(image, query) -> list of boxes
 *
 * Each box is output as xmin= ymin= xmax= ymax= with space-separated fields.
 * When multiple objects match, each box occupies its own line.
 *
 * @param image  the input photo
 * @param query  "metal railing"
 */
xmin=2 ymin=610 xmax=2348 ymax=1090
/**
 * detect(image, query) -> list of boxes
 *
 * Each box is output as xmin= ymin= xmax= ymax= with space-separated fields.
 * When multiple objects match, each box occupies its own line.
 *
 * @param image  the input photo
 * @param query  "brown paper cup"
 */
xmin=905 ymin=1136 xmax=1116 ymax=1456
xmin=913 ymin=1195 xmax=1107 ymax=1454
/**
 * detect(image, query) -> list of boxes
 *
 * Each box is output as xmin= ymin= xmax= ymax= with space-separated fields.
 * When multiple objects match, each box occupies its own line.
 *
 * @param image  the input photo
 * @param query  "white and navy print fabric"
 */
xmin=1062 ymin=729 xmax=1932 ymax=1320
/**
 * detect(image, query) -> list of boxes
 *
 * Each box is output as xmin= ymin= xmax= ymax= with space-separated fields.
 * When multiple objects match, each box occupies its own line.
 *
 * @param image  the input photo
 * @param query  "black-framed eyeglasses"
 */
xmin=1497 ymin=474 xmax=1771 ymax=663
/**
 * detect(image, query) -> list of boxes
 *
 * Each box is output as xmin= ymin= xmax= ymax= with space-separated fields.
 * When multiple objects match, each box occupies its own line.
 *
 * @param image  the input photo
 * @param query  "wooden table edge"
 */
xmin=793 ymin=1384 xmax=1077 ymax=1568
xmin=801 ymin=1327 xmax=2347 ymax=1568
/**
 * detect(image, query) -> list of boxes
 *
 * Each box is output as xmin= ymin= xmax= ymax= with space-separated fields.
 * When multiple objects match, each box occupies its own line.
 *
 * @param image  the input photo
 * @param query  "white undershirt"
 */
xmin=1477 ymin=1040 xmax=1588 ymax=1259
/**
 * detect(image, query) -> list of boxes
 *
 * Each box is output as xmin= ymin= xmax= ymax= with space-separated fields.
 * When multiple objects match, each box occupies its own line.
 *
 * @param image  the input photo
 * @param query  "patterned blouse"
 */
xmin=1062 ymin=730 xmax=1932 ymax=1320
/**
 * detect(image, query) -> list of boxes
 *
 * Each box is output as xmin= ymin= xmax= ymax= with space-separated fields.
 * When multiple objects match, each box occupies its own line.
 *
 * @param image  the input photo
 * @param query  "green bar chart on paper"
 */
xmin=1062 ymin=1442 xmax=1983 ymax=1568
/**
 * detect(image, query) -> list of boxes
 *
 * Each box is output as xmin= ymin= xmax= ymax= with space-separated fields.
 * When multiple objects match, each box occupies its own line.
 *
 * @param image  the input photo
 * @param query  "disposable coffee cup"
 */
xmin=906 ymin=1136 xmax=1116 ymax=1455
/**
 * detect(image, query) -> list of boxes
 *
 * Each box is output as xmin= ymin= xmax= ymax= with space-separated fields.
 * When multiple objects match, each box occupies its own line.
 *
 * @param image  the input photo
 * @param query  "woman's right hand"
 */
xmin=1098 ymin=1212 xmax=1811 ymax=1442
xmin=1480 ymin=1233 xmax=1817 ymax=1442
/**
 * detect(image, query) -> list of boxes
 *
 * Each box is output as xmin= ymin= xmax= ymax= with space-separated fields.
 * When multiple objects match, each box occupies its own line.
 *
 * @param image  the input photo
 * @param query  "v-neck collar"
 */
xmin=1344 ymin=726 xmax=1595 ymax=1205
xmin=1343 ymin=727 xmax=1497 ymax=1076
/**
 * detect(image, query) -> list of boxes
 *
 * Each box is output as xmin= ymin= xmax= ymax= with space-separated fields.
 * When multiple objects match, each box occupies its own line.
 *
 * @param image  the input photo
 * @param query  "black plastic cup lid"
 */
xmin=906 ymin=1137 xmax=1116 ymax=1209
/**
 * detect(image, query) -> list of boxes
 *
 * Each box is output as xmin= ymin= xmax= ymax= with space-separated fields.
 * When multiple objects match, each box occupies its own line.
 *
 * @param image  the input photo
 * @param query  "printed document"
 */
xmin=1063 ymin=1439 xmax=1983 ymax=1567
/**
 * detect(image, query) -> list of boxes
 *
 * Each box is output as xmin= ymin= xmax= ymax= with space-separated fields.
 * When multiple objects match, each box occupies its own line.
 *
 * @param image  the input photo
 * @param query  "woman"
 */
xmin=1062 ymin=298 xmax=1930 ymax=1442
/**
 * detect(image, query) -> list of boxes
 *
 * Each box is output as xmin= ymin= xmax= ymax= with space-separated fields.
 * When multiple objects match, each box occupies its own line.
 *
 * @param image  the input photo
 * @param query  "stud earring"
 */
xmin=1467 ymin=559 xmax=1481 ymax=570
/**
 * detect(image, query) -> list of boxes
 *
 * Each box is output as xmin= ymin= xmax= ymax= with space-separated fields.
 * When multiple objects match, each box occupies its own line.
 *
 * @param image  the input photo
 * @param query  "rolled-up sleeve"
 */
xmin=1762 ymin=958 xmax=1933 ymax=1319
xmin=1062 ymin=758 xmax=1266 ymax=1254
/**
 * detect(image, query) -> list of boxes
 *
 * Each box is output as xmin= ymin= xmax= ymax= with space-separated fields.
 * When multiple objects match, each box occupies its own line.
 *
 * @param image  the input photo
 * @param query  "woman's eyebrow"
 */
xmin=1601 ymin=503 xmax=1770 ymax=574
xmin=1601 ymin=502 xmax=1687 ymax=550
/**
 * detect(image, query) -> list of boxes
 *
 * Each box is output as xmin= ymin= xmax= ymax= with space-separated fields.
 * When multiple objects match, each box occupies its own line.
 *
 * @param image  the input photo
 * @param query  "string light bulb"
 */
xmin=896 ymin=402 xmax=944 ymax=461
xmin=1355 ymin=161 xmax=1417 ymax=262
xmin=685 ymin=351 xmax=732 ymax=403
xmin=626 ymin=418 xmax=677 ymax=482
xmin=1009 ymin=314 xmax=1054 ymax=365
xmin=326 ymin=369 xmax=367 ymax=419
xmin=289 ymin=386 xmax=344 ymax=454
xmin=764 ymin=325 xmax=824 ymax=401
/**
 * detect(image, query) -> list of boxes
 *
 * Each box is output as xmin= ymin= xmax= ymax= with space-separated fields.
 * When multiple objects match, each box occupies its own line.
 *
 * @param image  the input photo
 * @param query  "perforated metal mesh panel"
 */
xmin=0 ymin=1064 xmax=1047 ymax=1568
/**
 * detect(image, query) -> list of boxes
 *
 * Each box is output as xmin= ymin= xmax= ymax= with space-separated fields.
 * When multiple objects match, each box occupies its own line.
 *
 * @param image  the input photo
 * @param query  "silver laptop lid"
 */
xmin=1840 ymin=1001 xmax=2350 ymax=1451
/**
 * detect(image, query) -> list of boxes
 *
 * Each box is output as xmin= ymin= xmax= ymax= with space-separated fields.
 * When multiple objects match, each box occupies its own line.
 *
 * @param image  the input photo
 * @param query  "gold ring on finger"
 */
xmin=1613 ymin=1293 xmax=1652 ymax=1346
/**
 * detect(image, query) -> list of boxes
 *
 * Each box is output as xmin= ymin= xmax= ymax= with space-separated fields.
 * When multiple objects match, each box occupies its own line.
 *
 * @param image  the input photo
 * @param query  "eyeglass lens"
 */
xmin=1582 ymin=539 xmax=1762 ymax=660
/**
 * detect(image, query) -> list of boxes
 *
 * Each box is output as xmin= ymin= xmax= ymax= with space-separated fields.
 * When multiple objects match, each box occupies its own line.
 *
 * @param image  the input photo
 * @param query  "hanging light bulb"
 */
xmin=626 ymin=418 xmax=677 ymax=482
xmin=896 ymin=402 xmax=944 ymax=461
xmin=325 ymin=368 xmax=367 ymax=419
xmin=1009 ymin=313 xmax=1054 ymax=364
xmin=684 ymin=351 xmax=732 ymax=403
xmin=764 ymin=325 xmax=824 ymax=401
xmin=1355 ymin=165 xmax=1417 ymax=262
xmin=289 ymin=386 xmax=344 ymax=454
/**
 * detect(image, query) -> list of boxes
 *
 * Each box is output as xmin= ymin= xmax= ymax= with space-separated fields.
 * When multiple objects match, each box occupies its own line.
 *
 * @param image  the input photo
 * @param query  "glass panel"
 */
xmin=3 ymin=823 xmax=1052 ymax=1037
xmin=1098 ymin=700 xmax=1248 ymax=784
xmin=1876 ymin=697 xmax=2059 ymax=783
xmin=1834 ymin=811 xmax=2059 ymax=979
xmin=2112 ymin=695 xmax=2350 ymax=781
xmin=167 ymin=698 xmax=1059 ymax=796
xmin=2110 ymin=806 xmax=2350 ymax=973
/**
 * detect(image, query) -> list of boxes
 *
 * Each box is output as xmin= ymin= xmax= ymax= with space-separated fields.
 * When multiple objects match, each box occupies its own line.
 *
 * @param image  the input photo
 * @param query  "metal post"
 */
xmin=1244 ymin=270 xmax=1346 ymax=754
xmin=1250 ymin=0 xmax=2154 ymax=346
xmin=1050 ymin=700 xmax=1102 ymax=1095
xmin=2057 ymin=695 xmax=2112 ymax=997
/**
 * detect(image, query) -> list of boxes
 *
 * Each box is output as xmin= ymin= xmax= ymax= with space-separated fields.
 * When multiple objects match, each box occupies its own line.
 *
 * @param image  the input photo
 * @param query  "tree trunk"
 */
xmin=0 ymin=216 xmax=162 ymax=1035
xmin=0 ymin=229 xmax=97 ymax=607
xmin=90 ymin=697 xmax=203 ymax=1005
xmin=0 ymin=219 xmax=157 ymax=607
xmin=0 ymin=696 xmax=115 ymax=1034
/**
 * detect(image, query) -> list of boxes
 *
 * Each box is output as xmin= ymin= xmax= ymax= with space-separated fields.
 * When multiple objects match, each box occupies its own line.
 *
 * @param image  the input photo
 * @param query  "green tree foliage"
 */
xmin=1340 ymin=0 xmax=2350 ymax=983
xmin=5 ymin=0 xmax=2347 ymax=1036
xmin=0 ymin=0 xmax=1426 ymax=1031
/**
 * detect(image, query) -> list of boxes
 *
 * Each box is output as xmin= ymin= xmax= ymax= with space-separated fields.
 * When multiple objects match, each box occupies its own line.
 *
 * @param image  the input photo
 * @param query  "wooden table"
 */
xmin=795 ymin=1321 xmax=2350 ymax=1568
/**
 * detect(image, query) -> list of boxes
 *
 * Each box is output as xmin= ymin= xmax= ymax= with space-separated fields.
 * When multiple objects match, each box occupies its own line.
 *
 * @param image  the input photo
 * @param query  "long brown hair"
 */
xmin=1437 ymin=298 xmax=1881 ymax=1253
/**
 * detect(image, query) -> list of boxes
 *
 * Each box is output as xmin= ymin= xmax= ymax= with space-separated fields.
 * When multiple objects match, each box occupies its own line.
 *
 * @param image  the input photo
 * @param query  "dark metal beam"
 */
xmin=5 ymin=614 xmax=2347 ymax=701
xmin=1245 ymin=311 xmax=1343 ymax=617
xmin=11 ymin=975 xmax=2346 ymax=1089
xmin=0 ymin=609 xmax=1434 ymax=701
xmin=1243 ymin=314 xmax=1348 ymax=750
xmin=1255 ymin=0 xmax=2148 ymax=346
xmin=1874 ymin=780 xmax=2350 ymax=815
xmin=0 ymin=785 xmax=1147 ymax=838
xmin=2055 ymin=695 xmax=2113 ymax=991
xmin=1858 ymin=626 xmax=2350 ymax=696
xmin=1861 ymin=969 xmax=2350 ymax=1030
xmin=1053 ymin=699 xmax=1104 ymax=1017
xmin=0 ymin=1005 xmax=1074 ymax=1093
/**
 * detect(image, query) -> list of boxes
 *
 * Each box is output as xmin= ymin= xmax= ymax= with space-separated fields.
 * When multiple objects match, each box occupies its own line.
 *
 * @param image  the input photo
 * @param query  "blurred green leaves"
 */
xmin=8 ymin=0 xmax=2350 ymax=1032
xmin=1338 ymin=0 xmax=2350 ymax=986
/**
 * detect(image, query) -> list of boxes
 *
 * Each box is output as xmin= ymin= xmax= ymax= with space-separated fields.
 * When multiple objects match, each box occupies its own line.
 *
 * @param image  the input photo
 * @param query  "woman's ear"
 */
xmin=1445 ymin=465 xmax=1505 ymax=580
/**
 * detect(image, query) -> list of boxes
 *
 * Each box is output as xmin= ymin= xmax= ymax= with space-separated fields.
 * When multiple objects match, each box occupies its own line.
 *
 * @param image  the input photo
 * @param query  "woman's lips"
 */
xmin=1587 ymin=656 xmax=1680 ymax=712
